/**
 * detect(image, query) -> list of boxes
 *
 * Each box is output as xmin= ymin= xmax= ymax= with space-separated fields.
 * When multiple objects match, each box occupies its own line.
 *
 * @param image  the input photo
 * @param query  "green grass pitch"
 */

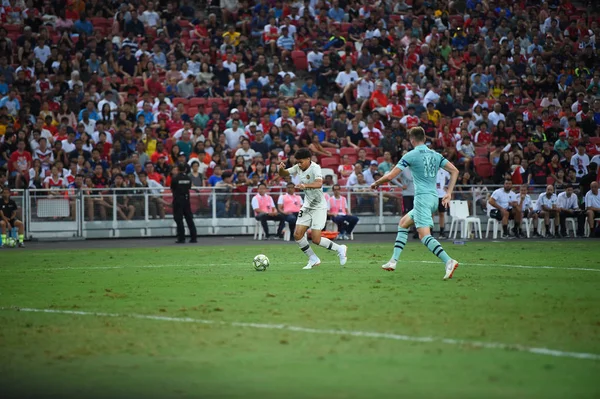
xmin=1 ymin=240 xmax=600 ymax=399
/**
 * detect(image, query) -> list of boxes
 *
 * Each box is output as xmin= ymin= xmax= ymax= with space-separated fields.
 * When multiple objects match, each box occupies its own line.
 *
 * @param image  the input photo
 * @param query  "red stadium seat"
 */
xmin=475 ymin=147 xmax=489 ymax=156
xmin=475 ymin=163 xmax=493 ymax=178
xmin=321 ymin=157 xmax=340 ymax=169
xmin=340 ymin=147 xmax=358 ymax=157
xmin=473 ymin=156 xmax=489 ymax=166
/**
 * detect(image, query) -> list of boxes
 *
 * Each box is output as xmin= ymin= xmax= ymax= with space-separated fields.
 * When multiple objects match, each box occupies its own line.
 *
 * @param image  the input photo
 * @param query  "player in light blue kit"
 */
xmin=371 ymin=127 xmax=460 ymax=279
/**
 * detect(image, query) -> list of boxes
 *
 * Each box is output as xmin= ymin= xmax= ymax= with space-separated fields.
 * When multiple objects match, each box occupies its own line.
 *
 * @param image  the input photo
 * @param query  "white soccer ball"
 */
xmin=253 ymin=254 xmax=270 ymax=271
xmin=6 ymin=238 xmax=16 ymax=248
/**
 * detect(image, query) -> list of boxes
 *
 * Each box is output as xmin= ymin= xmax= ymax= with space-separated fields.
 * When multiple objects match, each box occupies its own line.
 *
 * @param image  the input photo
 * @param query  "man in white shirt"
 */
xmin=488 ymin=179 xmax=522 ymax=238
xmin=583 ymin=181 xmax=600 ymax=237
xmin=436 ymin=168 xmax=450 ymax=238
xmin=274 ymin=108 xmax=297 ymax=132
xmin=536 ymin=184 xmax=559 ymax=237
xmin=346 ymin=163 xmax=363 ymax=187
xmin=361 ymin=161 xmax=378 ymax=185
xmin=423 ymin=86 xmax=440 ymax=106
xmin=516 ymin=184 xmax=540 ymax=237
xmin=234 ymin=138 xmax=257 ymax=168
xmin=223 ymin=119 xmax=248 ymax=149
xmin=557 ymin=184 xmax=582 ymax=237
xmin=356 ymin=70 xmax=375 ymax=102
xmin=488 ymin=103 xmax=506 ymax=127
xmin=571 ymin=144 xmax=590 ymax=180
xmin=307 ymin=47 xmax=323 ymax=72
xmin=335 ymin=62 xmax=360 ymax=106
xmin=141 ymin=2 xmax=161 ymax=27
xmin=97 ymin=91 xmax=118 ymax=118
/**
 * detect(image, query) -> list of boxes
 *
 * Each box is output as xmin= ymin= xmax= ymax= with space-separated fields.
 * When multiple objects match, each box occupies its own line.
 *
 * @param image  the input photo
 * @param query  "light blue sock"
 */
xmin=392 ymin=227 xmax=409 ymax=261
xmin=421 ymin=235 xmax=451 ymax=263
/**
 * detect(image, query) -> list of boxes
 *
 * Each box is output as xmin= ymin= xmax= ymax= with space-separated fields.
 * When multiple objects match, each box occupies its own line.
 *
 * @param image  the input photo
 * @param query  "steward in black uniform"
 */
xmin=170 ymin=165 xmax=197 ymax=243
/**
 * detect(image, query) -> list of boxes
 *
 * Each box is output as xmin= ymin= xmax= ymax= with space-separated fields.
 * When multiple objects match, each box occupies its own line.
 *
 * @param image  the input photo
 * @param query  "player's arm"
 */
xmin=371 ymin=166 xmax=402 ymax=189
xmin=278 ymin=162 xmax=290 ymax=177
xmin=441 ymin=161 xmax=459 ymax=206
xmin=301 ymin=178 xmax=323 ymax=189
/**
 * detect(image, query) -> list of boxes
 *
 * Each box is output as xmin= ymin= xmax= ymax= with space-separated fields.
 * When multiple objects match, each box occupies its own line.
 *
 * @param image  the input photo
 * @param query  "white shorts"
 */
xmin=296 ymin=207 xmax=327 ymax=231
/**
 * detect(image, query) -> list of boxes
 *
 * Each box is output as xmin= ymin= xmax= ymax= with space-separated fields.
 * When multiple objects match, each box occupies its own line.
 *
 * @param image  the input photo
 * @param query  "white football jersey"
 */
xmin=286 ymin=162 xmax=327 ymax=210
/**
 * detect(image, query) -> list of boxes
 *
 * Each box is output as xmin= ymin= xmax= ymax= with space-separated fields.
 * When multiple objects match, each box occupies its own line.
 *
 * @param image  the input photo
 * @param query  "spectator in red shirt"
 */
xmin=145 ymin=71 xmax=165 ymax=97
xmin=474 ymin=121 xmax=493 ymax=147
xmin=369 ymin=81 xmax=389 ymax=116
xmin=9 ymin=140 xmax=32 ymax=189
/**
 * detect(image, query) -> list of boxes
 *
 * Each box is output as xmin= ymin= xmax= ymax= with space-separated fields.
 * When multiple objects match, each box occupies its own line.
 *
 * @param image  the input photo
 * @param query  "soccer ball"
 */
xmin=6 ymin=238 xmax=16 ymax=248
xmin=253 ymin=254 xmax=270 ymax=271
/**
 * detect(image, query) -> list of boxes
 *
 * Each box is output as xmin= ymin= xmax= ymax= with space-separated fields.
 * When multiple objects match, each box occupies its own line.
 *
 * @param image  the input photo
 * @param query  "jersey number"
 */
xmin=423 ymin=155 xmax=437 ymax=178
xmin=298 ymin=210 xmax=303 ymax=218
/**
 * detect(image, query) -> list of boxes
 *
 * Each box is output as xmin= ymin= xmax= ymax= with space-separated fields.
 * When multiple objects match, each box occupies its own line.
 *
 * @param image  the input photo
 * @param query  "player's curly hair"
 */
xmin=294 ymin=148 xmax=312 ymax=160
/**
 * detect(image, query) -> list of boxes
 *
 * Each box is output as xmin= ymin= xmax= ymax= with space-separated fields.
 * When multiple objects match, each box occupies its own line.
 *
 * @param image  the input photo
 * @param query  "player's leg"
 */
xmin=0 ymin=219 xmax=8 ymax=247
xmin=294 ymin=210 xmax=320 ymax=269
xmin=256 ymin=213 xmax=271 ymax=238
xmin=531 ymin=211 xmax=540 ymax=237
xmin=183 ymin=202 xmax=197 ymax=242
xmin=437 ymin=199 xmax=447 ymax=239
xmin=512 ymin=207 xmax=523 ymax=237
xmin=14 ymin=219 xmax=24 ymax=247
xmin=541 ymin=210 xmax=550 ymax=236
xmin=417 ymin=196 xmax=458 ymax=279
xmin=345 ymin=215 xmax=359 ymax=237
xmin=381 ymin=212 xmax=414 ymax=271
xmin=310 ymin=209 xmax=347 ymax=265
xmin=587 ymin=210 xmax=596 ymax=237
xmin=332 ymin=215 xmax=346 ymax=237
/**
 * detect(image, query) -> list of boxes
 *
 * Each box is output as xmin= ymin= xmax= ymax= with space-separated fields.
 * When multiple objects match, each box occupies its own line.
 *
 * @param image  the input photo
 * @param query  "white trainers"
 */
xmin=381 ymin=259 xmax=397 ymax=271
xmin=303 ymin=256 xmax=321 ymax=270
xmin=444 ymin=259 xmax=459 ymax=280
xmin=338 ymin=245 xmax=347 ymax=266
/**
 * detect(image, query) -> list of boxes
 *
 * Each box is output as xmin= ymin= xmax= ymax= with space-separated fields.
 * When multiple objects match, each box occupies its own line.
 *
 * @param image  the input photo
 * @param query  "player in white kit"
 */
xmin=279 ymin=148 xmax=348 ymax=269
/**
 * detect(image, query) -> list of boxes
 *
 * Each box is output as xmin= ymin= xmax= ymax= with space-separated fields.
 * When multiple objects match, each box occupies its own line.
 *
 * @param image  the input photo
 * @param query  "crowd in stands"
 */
xmin=0 ymin=0 xmax=599 ymax=235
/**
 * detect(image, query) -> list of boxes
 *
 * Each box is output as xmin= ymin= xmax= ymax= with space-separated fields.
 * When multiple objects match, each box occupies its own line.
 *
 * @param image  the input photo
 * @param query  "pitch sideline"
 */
xmin=3 ymin=260 xmax=599 ymax=272
xmin=2 ymin=307 xmax=599 ymax=361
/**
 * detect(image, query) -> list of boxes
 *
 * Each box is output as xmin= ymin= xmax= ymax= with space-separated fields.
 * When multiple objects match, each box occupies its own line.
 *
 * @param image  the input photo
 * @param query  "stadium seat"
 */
xmin=448 ymin=200 xmax=482 ymax=239
xmin=338 ymin=178 xmax=348 ymax=187
xmin=320 ymin=168 xmax=338 ymax=183
xmin=253 ymin=219 xmax=290 ymax=241
xmin=292 ymin=52 xmax=308 ymax=71
xmin=321 ymin=157 xmax=340 ymax=169
xmin=485 ymin=208 xmax=503 ymax=239
xmin=475 ymin=147 xmax=488 ymax=156
xmin=340 ymin=147 xmax=358 ymax=157
xmin=475 ymin=163 xmax=493 ymax=178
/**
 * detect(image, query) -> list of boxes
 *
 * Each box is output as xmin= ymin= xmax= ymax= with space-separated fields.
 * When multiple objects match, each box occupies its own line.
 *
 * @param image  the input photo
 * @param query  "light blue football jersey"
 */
xmin=395 ymin=145 xmax=448 ymax=197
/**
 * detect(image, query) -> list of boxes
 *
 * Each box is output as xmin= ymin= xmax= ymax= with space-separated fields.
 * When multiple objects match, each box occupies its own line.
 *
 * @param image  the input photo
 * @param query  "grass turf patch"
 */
xmin=1 ymin=240 xmax=599 ymax=398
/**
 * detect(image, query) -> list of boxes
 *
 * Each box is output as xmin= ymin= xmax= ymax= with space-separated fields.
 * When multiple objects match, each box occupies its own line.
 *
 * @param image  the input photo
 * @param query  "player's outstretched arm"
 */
xmin=278 ymin=162 xmax=289 ymax=177
xmin=442 ymin=161 xmax=460 ymax=207
xmin=371 ymin=167 xmax=402 ymax=190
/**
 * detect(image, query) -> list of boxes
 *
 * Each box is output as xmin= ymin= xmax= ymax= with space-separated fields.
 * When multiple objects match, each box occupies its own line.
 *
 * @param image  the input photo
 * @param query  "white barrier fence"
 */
xmin=9 ymin=185 xmax=548 ymax=240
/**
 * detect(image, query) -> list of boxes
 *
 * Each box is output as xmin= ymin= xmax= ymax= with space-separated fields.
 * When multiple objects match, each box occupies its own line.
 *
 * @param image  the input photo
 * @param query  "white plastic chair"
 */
xmin=253 ymin=219 xmax=290 ymax=241
xmin=485 ymin=207 xmax=503 ymax=239
xmin=564 ymin=217 xmax=578 ymax=237
xmin=449 ymin=200 xmax=482 ymax=239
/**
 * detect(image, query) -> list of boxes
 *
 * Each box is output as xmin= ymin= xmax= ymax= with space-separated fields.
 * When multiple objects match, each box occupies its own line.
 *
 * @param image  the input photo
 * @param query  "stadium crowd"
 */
xmin=0 ymin=0 xmax=599 ymax=238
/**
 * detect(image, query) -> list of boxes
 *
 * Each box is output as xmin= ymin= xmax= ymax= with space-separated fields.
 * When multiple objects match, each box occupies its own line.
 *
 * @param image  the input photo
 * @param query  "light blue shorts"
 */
xmin=407 ymin=194 xmax=438 ymax=229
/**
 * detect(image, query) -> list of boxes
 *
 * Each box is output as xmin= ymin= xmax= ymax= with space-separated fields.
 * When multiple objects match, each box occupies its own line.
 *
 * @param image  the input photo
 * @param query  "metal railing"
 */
xmin=11 ymin=184 xmax=549 ymax=239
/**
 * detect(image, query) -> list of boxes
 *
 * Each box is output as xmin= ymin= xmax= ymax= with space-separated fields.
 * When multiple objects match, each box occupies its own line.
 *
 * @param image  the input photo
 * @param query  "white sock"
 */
xmin=318 ymin=237 xmax=341 ymax=252
xmin=296 ymin=236 xmax=316 ymax=258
